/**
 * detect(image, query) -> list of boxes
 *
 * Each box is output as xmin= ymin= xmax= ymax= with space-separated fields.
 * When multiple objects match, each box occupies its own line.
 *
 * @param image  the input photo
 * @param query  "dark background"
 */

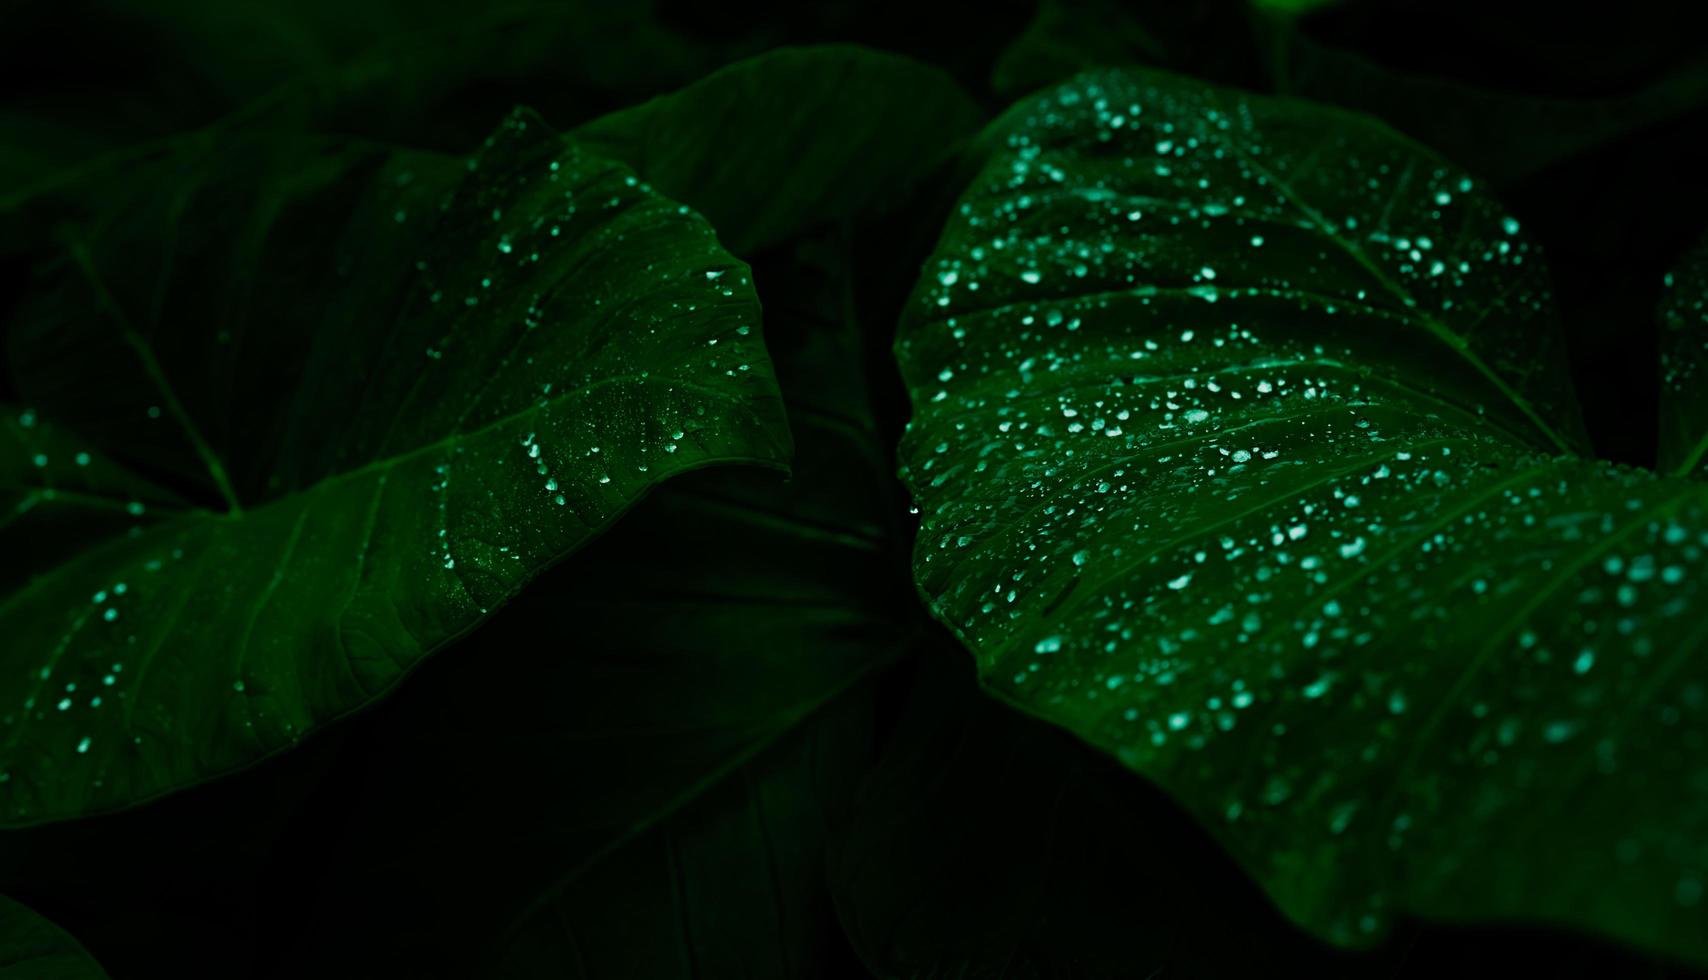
xmin=3 ymin=1 xmax=1708 ymax=976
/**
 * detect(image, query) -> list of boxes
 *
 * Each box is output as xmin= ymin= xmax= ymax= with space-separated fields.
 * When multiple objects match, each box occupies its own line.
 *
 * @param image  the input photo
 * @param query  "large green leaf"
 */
xmin=574 ymin=45 xmax=983 ymax=256
xmin=0 ymin=894 xmax=107 ymax=979
xmin=1661 ymin=237 xmax=1708 ymax=478
xmin=0 ymin=111 xmax=789 ymax=825
xmin=897 ymin=67 xmax=1708 ymax=963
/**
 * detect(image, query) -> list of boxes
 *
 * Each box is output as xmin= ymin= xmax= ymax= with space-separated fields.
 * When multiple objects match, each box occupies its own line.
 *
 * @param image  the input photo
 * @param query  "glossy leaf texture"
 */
xmin=897 ymin=68 xmax=1708 ymax=963
xmin=0 ymin=894 xmax=107 ymax=979
xmin=1661 ymin=236 xmax=1708 ymax=478
xmin=575 ymin=45 xmax=983 ymax=256
xmin=0 ymin=111 xmax=789 ymax=825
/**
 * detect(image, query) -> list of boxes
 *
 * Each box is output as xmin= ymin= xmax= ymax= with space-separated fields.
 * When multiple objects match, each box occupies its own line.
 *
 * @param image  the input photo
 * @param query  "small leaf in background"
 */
xmin=898 ymin=67 xmax=1708 ymax=965
xmin=0 ymin=894 xmax=108 ymax=979
xmin=991 ymin=0 xmax=1259 ymax=101
xmin=0 ymin=111 xmax=788 ymax=825
xmin=1255 ymin=13 xmax=1708 ymax=187
xmin=574 ymin=45 xmax=984 ymax=255
xmin=1661 ymin=237 xmax=1708 ymax=478
xmin=0 ymin=0 xmax=762 ymax=199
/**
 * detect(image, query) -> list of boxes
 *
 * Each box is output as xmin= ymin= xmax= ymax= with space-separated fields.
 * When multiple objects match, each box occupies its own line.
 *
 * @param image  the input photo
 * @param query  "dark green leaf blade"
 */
xmin=0 ymin=893 xmax=107 ymax=979
xmin=897 ymin=68 xmax=1708 ymax=963
xmin=1661 ymin=237 xmax=1708 ymax=477
xmin=0 ymin=113 xmax=789 ymax=825
xmin=573 ymin=45 xmax=983 ymax=256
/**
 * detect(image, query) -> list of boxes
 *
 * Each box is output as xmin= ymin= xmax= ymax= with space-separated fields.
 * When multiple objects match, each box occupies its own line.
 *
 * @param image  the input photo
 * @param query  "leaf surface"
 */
xmin=898 ymin=68 xmax=1708 ymax=962
xmin=0 ymin=112 xmax=788 ymax=824
xmin=1661 ymin=237 xmax=1708 ymax=477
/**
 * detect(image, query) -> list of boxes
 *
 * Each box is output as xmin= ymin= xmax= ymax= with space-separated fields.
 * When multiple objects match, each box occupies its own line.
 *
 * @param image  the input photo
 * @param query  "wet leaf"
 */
xmin=1661 ymin=236 xmax=1708 ymax=478
xmin=0 ymin=893 xmax=107 ymax=979
xmin=0 ymin=111 xmax=789 ymax=825
xmin=898 ymin=67 xmax=1708 ymax=964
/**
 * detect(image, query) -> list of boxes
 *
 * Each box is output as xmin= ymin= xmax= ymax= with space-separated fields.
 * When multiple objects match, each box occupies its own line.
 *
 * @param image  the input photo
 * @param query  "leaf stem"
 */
xmin=1672 ymin=430 xmax=1708 ymax=478
xmin=70 ymin=243 xmax=244 ymax=515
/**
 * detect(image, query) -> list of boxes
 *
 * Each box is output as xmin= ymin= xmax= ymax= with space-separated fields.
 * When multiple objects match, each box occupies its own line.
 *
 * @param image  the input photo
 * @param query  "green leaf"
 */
xmin=0 ymin=894 xmax=107 ymax=979
xmin=897 ymin=68 xmax=1708 ymax=963
xmin=0 ymin=112 xmax=789 ymax=825
xmin=1661 ymin=237 xmax=1708 ymax=477
xmin=277 ymin=228 xmax=912 ymax=976
xmin=573 ymin=45 xmax=984 ymax=256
